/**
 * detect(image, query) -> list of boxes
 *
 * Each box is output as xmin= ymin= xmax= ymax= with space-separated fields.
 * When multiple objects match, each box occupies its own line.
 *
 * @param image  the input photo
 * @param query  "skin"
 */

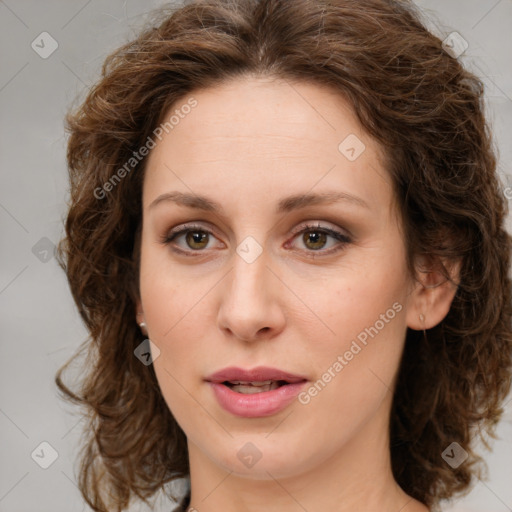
xmin=136 ymin=75 xmax=459 ymax=512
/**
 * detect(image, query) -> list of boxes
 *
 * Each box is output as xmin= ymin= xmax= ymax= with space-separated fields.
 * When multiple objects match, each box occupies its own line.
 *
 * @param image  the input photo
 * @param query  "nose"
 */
xmin=217 ymin=247 xmax=286 ymax=343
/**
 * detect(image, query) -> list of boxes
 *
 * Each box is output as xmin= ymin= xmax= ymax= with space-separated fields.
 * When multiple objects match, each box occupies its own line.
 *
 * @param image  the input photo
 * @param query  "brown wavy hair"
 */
xmin=55 ymin=0 xmax=512 ymax=511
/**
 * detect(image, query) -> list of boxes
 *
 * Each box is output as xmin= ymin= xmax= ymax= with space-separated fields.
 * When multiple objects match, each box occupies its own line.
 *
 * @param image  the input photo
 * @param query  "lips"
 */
xmin=205 ymin=366 xmax=309 ymax=417
xmin=205 ymin=366 xmax=308 ymax=385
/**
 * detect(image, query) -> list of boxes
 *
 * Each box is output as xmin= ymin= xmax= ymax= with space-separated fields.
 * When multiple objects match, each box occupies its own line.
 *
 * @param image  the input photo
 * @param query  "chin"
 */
xmin=204 ymin=435 xmax=316 ymax=480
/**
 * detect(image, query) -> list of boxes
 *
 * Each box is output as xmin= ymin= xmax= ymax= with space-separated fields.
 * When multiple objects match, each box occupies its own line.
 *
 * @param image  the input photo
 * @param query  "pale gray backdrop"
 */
xmin=1 ymin=1 xmax=511 ymax=511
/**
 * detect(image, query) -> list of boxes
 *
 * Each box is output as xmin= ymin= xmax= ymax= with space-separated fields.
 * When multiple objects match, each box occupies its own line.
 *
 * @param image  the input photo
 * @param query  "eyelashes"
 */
xmin=159 ymin=222 xmax=352 ymax=257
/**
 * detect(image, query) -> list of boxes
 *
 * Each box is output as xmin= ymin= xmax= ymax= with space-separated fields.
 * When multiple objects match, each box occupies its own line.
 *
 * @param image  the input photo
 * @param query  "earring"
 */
xmin=139 ymin=322 xmax=146 ymax=329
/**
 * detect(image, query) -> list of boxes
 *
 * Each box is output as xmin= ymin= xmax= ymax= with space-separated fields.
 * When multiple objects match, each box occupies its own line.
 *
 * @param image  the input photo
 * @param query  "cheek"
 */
xmin=140 ymin=270 xmax=212 ymax=428
xmin=303 ymin=257 xmax=407 ymax=354
xmin=295 ymin=307 xmax=406 ymax=449
xmin=139 ymin=247 xmax=216 ymax=386
xmin=141 ymin=273 xmax=208 ymax=361
xmin=139 ymin=243 xmax=194 ymax=337
xmin=296 ymin=256 xmax=408 ymax=408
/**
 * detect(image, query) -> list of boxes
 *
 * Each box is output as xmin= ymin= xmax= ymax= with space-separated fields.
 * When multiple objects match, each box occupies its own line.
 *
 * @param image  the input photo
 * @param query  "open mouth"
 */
xmin=222 ymin=380 xmax=290 ymax=394
xmin=208 ymin=376 xmax=309 ymax=417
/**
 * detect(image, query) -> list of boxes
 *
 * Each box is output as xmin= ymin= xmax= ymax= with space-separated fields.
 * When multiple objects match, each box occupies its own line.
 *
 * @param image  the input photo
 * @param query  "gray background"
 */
xmin=0 ymin=1 xmax=511 ymax=511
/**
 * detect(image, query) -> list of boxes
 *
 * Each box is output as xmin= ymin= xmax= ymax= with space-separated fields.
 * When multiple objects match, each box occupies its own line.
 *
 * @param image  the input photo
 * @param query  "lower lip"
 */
xmin=207 ymin=381 xmax=308 ymax=418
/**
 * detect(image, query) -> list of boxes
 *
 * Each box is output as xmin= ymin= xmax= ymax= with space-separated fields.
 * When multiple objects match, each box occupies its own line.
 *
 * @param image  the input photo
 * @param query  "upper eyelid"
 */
xmin=165 ymin=221 xmax=350 ymax=249
xmin=167 ymin=220 xmax=346 ymax=238
xmin=167 ymin=222 xmax=223 ymax=242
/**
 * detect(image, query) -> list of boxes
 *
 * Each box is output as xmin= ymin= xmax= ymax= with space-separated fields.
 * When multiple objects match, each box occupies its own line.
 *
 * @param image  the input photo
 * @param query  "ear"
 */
xmin=406 ymin=254 xmax=461 ymax=331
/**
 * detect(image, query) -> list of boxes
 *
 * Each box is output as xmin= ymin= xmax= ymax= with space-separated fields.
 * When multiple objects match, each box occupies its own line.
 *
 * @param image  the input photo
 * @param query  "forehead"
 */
xmin=156 ymin=76 xmax=367 ymax=148
xmin=143 ymin=76 xmax=392 ymax=214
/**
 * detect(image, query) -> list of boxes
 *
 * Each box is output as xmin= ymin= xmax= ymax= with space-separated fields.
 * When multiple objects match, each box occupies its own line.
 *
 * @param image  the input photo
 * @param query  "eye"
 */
xmin=287 ymin=222 xmax=352 ymax=256
xmin=160 ymin=223 xmax=221 ymax=254
xmin=159 ymin=221 xmax=352 ymax=257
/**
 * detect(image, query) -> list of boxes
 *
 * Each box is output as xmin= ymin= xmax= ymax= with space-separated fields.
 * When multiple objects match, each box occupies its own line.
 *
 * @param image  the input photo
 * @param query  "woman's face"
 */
xmin=137 ymin=76 xmax=424 ymax=482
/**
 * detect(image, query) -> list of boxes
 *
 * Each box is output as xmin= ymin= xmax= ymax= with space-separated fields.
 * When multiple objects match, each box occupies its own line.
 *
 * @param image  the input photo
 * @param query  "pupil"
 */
xmin=187 ymin=231 xmax=207 ymax=249
xmin=305 ymin=231 xmax=326 ymax=249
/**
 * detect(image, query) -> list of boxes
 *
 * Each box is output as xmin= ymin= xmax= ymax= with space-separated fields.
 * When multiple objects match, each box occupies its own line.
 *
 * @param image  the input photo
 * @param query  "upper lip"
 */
xmin=205 ymin=366 xmax=308 ymax=384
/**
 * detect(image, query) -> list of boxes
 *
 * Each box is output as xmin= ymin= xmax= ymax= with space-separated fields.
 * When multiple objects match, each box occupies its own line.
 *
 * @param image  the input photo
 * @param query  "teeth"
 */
xmin=229 ymin=380 xmax=274 ymax=386
xmin=230 ymin=381 xmax=281 ymax=394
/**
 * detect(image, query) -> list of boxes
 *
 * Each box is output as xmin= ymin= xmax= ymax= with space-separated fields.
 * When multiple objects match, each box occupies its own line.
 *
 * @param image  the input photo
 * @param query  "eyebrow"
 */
xmin=148 ymin=190 xmax=370 ymax=214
